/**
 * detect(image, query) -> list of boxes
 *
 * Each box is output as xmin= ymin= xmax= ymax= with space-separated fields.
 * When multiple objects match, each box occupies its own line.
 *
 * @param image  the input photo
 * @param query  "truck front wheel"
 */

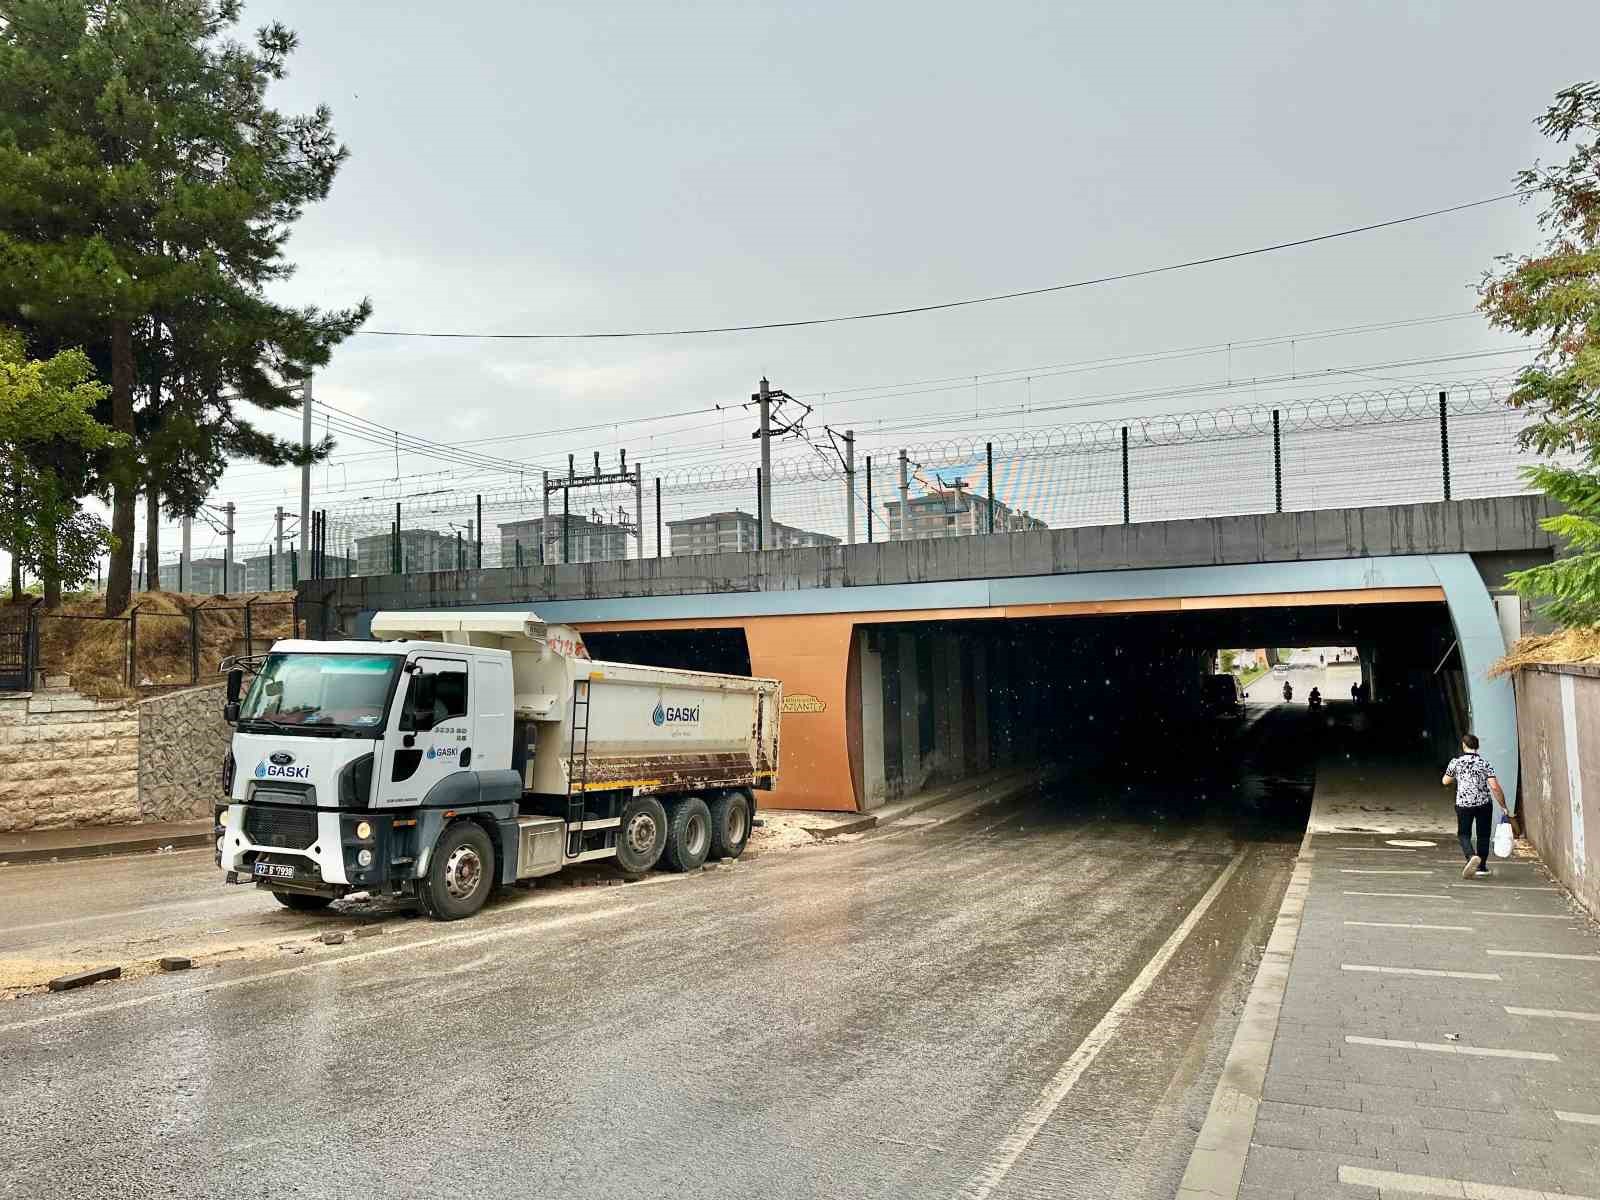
xmin=662 ymin=796 xmax=712 ymax=872
xmin=420 ymin=822 xmax=496 ymax=920
xmin=272 ymin=891 xmax=334 ymax=912
xmin=708 ymin=790 xmax=752 ymax=860
xmin=615 ymin=797 xmax=668 ymax=874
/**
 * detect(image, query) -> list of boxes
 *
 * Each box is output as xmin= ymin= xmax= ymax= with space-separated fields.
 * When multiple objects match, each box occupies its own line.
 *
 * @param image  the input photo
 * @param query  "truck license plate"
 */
xmin=253 ymin=862 xmax=296 ymax=879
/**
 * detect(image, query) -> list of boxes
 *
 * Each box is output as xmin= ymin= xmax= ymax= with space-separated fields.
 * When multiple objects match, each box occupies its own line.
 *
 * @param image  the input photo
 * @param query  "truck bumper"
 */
xmin=220 ymin=805 xmax=423 ymax=896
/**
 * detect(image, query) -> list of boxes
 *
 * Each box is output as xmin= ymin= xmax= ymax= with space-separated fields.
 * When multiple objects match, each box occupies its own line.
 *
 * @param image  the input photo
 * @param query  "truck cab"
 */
xmin=218 ymin=611 xmax=781 ymax=919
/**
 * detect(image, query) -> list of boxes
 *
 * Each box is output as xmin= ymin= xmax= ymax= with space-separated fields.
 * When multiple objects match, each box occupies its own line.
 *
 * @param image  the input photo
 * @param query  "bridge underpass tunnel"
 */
xmin=853 ymin=599 xmax=1464 ymax=826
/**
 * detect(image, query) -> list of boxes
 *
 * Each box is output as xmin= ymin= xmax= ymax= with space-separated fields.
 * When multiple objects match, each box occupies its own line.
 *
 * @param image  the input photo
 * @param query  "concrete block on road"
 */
xmin=158 ymin=956 xmax=192 ymax=972
xmin=47 ymin=965 xmax=121 ymax=991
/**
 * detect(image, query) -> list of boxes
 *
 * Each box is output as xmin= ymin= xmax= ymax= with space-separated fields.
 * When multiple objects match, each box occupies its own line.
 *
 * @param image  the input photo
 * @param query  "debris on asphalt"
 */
xmin=158 ymin=956 xmax=193 ymax=972
xmin=352 ymin=926 xmax=383 ymax=939
xmin=319 ymin=931 xmax=346 ymax=946
xmin=48 ymin=965 xmax=121 ymax=992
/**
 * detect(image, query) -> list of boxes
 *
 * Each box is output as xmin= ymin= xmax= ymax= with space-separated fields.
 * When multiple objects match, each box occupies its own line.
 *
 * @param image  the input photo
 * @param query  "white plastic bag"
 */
xmin=1492 ymin=815 xmax=1513 ymax=859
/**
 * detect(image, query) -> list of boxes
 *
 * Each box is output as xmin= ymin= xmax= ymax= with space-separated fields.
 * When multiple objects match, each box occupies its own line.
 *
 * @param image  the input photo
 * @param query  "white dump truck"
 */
xmin=216 ymin=611 xmax=782 ymax=919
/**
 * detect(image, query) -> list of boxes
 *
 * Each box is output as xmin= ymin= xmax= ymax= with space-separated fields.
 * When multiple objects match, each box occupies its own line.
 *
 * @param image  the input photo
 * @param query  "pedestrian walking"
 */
xmin=1442 ymin=733 xmax=1508 ymax=879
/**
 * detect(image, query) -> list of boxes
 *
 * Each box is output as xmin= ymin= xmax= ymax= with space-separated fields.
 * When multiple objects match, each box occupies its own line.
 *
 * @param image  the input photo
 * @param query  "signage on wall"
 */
xmin=781 ymin=693 xmax=826 ymax=714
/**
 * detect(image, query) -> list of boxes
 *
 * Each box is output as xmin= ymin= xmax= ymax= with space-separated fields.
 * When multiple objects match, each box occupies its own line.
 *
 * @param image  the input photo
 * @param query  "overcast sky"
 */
xmin=120 ymin=0 xmax=1600 ymax=561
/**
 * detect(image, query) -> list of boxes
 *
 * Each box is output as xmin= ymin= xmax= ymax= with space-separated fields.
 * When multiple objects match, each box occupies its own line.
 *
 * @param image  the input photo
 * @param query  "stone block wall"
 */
xmin=0 ymin=691 xmax=140 ymax=832
xmin=1513 ymin=665 xmax=1600 ymax=920
xmin=138 ymin=684 xmax=229 ymax=823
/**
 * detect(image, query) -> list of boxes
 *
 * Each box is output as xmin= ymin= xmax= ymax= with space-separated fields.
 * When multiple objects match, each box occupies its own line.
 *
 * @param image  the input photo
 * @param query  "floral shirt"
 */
xmin=1446 ymin=753 xmax=1496 ymax=809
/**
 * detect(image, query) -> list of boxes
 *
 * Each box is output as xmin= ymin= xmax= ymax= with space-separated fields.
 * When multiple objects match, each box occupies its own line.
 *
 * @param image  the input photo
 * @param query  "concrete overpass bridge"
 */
xmin=300 ymin=496 xmax=1555 ymax=814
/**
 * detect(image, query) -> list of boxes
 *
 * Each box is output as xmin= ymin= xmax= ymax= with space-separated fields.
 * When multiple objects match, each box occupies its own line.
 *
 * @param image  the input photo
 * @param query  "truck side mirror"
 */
xmin=224 ymin=669 xmax=243 ymax=724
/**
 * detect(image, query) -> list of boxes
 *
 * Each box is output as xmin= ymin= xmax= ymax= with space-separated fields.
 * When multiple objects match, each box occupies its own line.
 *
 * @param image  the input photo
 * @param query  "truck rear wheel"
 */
xmin=662 ymin=796 xmax=712 ymax=872
xmin=615 ymin=797 xmax=668 ymax=874
xmin=708 ymin=790 xmax=752 ymax=860
xmin=272 ymin=891 xmax=334 ymax=912
xmin=419 ymin=821 xmax=495 ymax=921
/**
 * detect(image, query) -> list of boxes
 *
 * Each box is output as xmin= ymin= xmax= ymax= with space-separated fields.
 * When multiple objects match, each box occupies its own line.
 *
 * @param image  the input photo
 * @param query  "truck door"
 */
xmin=377 ymin=655 xmax=474 ymax=807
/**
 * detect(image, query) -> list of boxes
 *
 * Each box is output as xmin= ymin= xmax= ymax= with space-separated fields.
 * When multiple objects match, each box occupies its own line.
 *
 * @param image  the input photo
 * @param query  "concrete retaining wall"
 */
xmin=1513 ymin=665 xmax=1600 ymax=919
xmin=137 ymin=684 xmax=228 ymax=823
xmin=0 ymin=691 xmax=140 ymax=832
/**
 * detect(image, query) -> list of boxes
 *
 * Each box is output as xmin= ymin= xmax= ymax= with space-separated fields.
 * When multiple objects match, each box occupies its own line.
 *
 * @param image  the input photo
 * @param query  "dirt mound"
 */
xmin=3 ymin=590 xmax=300 ymax=699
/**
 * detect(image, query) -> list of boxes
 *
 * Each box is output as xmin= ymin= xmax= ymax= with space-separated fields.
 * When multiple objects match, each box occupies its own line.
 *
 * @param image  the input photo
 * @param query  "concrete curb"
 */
xmin=1175 ymin=825 xmax=1315 ymax=1200
xmin=0 ymin=829 xmax=212 ymax=865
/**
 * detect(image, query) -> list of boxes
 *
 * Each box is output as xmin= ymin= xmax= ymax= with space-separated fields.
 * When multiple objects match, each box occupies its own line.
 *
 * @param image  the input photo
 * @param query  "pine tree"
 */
xmin=1480 ymin=83 xmax=1600 ymax=626
xmin=0 ymin=1 xmax=369 ymax=613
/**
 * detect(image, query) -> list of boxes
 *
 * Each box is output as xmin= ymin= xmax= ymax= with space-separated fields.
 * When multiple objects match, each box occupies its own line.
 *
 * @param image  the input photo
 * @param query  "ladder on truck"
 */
xmin=564 ymin=678 xmax=591 ymax=857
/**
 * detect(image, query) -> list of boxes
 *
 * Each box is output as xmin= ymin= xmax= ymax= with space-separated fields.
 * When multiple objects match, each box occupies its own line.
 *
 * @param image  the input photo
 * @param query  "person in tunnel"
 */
xmin=1443 ymin=733 xmax=1508 ymax=878
xmin=1281 ymin=680 xmax=1293 ymax=703
xmin=1308 ymin=686 xmax=1321 ymax=709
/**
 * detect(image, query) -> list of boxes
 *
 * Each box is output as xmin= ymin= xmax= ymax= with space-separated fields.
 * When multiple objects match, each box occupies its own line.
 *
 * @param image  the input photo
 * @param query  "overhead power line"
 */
xmin=356 ymin=192 xmax=1530 ymax=340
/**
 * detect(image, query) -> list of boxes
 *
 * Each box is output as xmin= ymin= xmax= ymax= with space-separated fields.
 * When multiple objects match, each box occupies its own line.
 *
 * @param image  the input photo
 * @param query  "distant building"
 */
xmin=354 ymin=529 xmax=454 ymax=576
xmin=884 ymin=480 xmax=1045 ymax=541
xmin=157 ymin=557 xmax=242 ymax=595
xmin=498 ymin=514 xmax=630 ymax=566
xmin=241 ymin=550 xmax=353 ymax=590
xmin=667 ymin=510 xmax=839 ymax=557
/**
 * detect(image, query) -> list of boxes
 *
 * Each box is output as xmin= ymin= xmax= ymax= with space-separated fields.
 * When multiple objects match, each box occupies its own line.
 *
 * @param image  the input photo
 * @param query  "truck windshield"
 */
xmin=237 ymin=653 xmax=401 ymax=734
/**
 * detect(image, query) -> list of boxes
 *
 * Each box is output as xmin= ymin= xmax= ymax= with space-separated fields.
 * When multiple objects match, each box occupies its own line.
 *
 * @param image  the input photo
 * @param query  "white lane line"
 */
xmin=1344 ymin=1035 xmax=1558 ymax=1062
xmin=1505 ymin=1006 xmax=1600 ymax=1022
xmin=1557 ymin=1110 xmax=1600 ymax=1126
xmin=1342 ymin=964 xmax=1500 ymax=980
xmin=0 ymin=897 xmax=667 ymax=1035
xmin=1487 ymin=949 xmax=1600 ymax=963
xmin=1469 ymin=911 xmax=1573 ymax=920
xmin=1450 ymin=883 xmax=1558 ymax=891
xmin=1344 ymin=891 xmax=1455 ymax=901
xmin=1339 ymin=869 xmax=1435 ymax=875
xmin=1339 ymin=1164 xmax=1597 ymax=1200
xmin=960 ymin=849 xmax=1247 ymax=1200
xmin=1324 ymin=847 xmax=1418 ymax=852
xmin=1345 ymin=921 xmax=1473 ymax=932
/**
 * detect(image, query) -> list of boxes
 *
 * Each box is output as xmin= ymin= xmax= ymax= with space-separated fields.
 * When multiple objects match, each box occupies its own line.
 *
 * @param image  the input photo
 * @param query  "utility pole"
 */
xmin=897 ymin=450 xmax=910 ymax=542
xmin=541 ymin=470 xmax=550 ymax=565
xmin=635 ymin=462 xmax=644 ymax=560
xmin=180 ymin=514 xmax=191 ymax=593
xmin=298 ymin=373 xmax=313 ymax=576
xmin=843 ymin=430 xmax=856 ymax=545
xmin=274 ymin=506 xmax=285 ymax=582
xmin=756 ymin=377 xmax=773 ymax=551
xmin=223 ymin=501 xmax=235 ymax=593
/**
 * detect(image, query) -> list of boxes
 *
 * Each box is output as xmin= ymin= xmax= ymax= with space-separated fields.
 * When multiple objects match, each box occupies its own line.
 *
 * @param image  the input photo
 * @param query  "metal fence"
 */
xmin=284 ymin=381 xmax=1546 ymax=573
xmin=0 ymin=599 xmax=302 ymax=693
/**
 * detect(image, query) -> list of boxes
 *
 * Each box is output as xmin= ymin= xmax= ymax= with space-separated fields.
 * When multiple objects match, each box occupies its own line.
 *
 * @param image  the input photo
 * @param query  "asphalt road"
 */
xmin=0 ymin=709 xmax=1311 ymax=1200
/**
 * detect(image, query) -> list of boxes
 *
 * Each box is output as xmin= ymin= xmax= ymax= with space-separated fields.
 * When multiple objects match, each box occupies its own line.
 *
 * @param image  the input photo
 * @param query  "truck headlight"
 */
xmin=355 ymin=821 xmax=372 ymax=840
xmin=357 ymin=849 xmax=373 ymax=867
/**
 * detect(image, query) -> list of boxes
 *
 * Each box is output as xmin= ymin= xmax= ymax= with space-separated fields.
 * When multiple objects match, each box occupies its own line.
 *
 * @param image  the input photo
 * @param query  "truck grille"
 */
xmin=244 ymin=806 xmax=317 ymax=849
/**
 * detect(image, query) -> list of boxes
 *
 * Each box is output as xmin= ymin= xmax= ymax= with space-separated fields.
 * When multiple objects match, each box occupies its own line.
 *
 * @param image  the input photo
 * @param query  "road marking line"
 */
xmin=1324 ymin=846 xmax=1419 ymax=852
xmin=1505 ymin=1006 xmax=1600 ymax=1022
xmin=1487 ymin=949 xmax=1600 ymax=962
xmin=1450 ymin=884 xmax=1558 ymax=891
xmin=1342 ymin=964 xmax=1500 ymax=980
xmin=1339 ymin=1164 xmax=1596 ymax=1199
xmin=1339 ymin=869 xmax=1435 ymax=875
xmin=1469 ymin=911 xmax=1572 ymax=919
xmin=1345 ymin=921 xmax=1473 ymax=931
xmin=1557 ymin=1110 xmax=1600 ymax=1126
xmin=1344 ymin=1035 xmax=1557 ymax=1061
xmin=0 ymin=897 xmax=666 ymax=1035
xmin=1344 ymin=891 xmax=1455 ymax=900
xmin=960 ymin=848 xmax=1248 ymax=1200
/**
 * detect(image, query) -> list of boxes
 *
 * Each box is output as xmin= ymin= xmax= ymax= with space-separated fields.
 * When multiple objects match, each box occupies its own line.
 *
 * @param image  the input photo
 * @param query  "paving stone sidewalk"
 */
xmin=1239 ymin=832 xmax=1600 ymax=1199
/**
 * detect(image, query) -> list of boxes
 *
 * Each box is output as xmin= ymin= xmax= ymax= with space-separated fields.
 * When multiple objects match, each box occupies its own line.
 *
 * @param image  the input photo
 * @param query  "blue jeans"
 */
xmin=1457 ymin=804 xmax=1492 ymax=864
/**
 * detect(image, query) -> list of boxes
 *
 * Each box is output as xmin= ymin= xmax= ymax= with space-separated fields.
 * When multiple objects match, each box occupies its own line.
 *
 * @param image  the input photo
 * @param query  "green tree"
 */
xmin=0 ymin=329 xmax=120 ymax=601
xmin=0 ymin=0 xmax=369 ymax=614
xmin=1480 ymin=83 xmax=1600 ymax=626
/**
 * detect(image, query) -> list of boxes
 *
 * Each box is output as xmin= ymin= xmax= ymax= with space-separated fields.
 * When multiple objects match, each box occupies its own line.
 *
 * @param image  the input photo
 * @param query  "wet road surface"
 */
xmin=0 ymin=709 xmax=1316 ymax=1199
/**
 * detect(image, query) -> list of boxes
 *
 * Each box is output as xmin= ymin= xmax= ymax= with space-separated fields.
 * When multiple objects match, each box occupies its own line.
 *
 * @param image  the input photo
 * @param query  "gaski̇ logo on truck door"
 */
xmin=652 ymin=701 xmax=701 ymax=726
